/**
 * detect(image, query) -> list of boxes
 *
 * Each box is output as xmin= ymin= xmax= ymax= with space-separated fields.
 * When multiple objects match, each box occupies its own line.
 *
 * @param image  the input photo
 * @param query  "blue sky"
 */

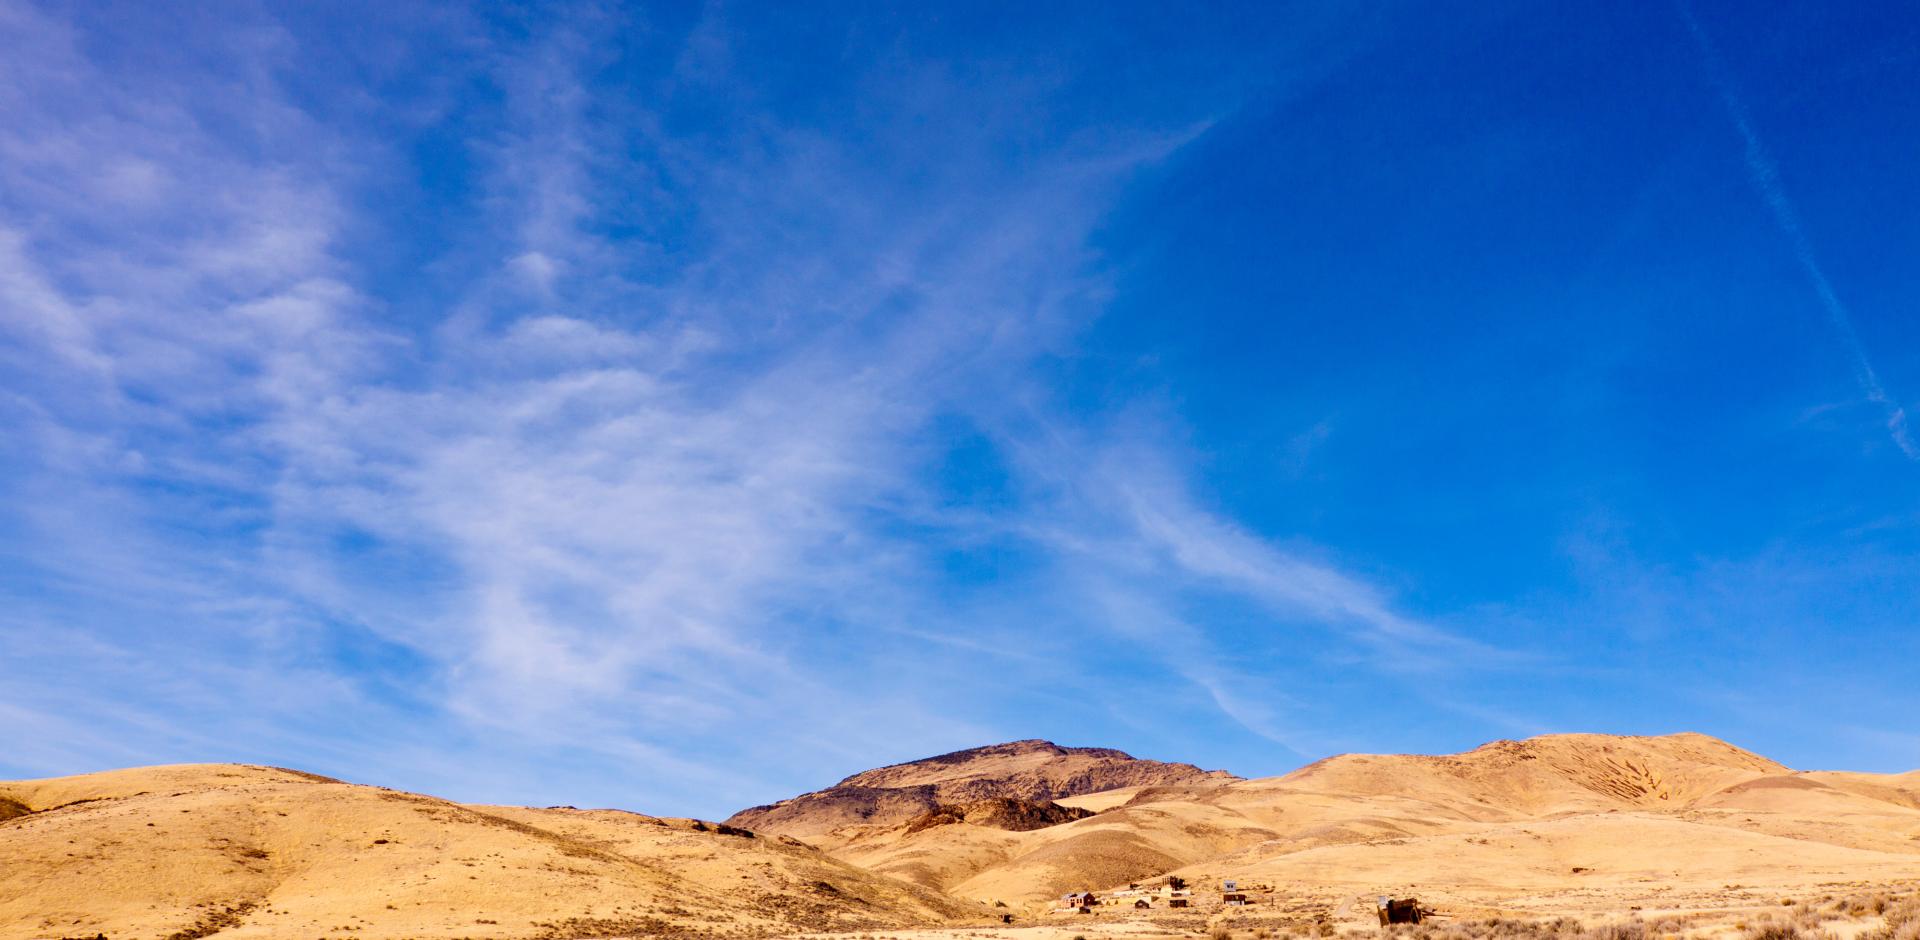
xmin=3 ymin=0 xmax=1918 ymax=819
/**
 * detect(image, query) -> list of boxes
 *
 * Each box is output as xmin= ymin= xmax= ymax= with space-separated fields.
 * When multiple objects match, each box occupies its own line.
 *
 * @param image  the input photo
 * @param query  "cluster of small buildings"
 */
xmin=1052 ymin=881 xmax=1437 ymax=929
xmin=1057 ymin=876 xmax=1272 ymax=914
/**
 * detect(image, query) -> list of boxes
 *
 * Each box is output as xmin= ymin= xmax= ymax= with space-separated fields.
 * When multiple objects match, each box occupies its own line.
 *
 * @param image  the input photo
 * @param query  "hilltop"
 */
xmin=0 ymin=763 xmax=978 ymax=940
xmin=730 ymin=732 xmax=1920 ymax=912
xmin=725 ymin=739 xmax=1235 ymax=848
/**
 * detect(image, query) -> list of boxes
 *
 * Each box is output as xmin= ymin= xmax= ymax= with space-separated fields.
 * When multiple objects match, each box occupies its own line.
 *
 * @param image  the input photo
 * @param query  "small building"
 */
xmin=1168 ymin=898 xmax=1190 ymax=909
xmin=1059 ymin=892 xmax=1097 ymax=911
xmin=1134 ymin=899 xmax=1152 ymax=909
xmin=1377 ymin=897 xmax=1426 ymax=926
xmin=1223 ymin=892 xmax=1249 ymax=907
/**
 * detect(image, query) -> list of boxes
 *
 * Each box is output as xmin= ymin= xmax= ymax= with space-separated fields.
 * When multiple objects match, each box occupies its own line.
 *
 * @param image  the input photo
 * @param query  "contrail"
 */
xmin=1678 ymin=2 xmax=1920 ymax=460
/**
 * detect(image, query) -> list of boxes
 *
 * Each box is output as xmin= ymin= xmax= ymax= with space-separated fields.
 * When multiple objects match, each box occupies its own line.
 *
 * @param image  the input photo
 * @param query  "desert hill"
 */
xmin=1157 ymin=733 xmax=1920 ymax=919
xmin=7 ymin=733 xmax=1920 ymax=940
xmin=725 ymin=739 xmax=1235 ymax=849
xmin=728 ymin=732 xmax=1920 ymax=913
xmin=0 ymin=763 xmax=979 ymax=940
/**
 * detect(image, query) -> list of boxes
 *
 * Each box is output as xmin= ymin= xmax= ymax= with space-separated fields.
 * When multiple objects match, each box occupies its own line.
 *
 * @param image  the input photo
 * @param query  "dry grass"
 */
xmin=1360 ymin=887 xmax=1920 ymax=940
xmin=1727 ymin=888 xmax=1920 ymax=940
xmin=1388 ymin=917 xmax=1641 ymax=940
xmin=1860 ymin=894 xmax=1920 ymax=940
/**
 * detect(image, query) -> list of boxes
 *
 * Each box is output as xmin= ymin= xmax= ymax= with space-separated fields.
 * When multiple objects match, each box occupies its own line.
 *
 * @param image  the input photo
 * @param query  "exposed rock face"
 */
xmin=903 ymin=797 xmax=1095 ymax=834
xmin=725 ymin=739 xmax=1236 ymax=845
xmin=838 ymin=739 xmax=1237 ymax=799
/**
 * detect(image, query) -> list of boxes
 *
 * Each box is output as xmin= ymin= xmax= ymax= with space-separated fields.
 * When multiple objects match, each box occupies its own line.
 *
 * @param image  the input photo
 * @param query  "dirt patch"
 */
xmin=164 ymin=900 xmax=257 ymax=940
xmin=261 ymin=766 xmax=344 ymax=785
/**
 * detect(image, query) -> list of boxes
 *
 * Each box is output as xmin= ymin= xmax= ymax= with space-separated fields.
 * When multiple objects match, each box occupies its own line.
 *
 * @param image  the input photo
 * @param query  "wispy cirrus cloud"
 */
xmin=1678 ymin=0 xmax=1918 ymax=461
xmin=0 ymin=1 xmax=1500 ymax=812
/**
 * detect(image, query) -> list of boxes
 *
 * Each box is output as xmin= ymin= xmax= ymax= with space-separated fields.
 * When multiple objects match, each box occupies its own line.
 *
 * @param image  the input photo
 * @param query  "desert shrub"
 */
xmin=1211 ymin=925 xmax=1234 ymax=940
xmin=1588 ymin=922 xmax=1647 ymax=940
xmin=1744 ymin=925 xmax=1835 ymax=940
xmin=1860 ymin=895 xmax=1920 ymax=940
xmin=1385 ymin=918 xmax=1658 ymax=940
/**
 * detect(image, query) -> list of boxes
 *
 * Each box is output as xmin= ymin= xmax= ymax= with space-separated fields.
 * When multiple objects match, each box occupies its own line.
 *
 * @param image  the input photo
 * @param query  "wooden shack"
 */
xmin=1377 ymin=897 xmax=1425 ymax=926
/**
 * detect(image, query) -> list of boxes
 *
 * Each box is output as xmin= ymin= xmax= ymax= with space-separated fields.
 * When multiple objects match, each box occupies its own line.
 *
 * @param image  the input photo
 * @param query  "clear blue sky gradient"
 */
xmin=2 ymin=1 xmax=1917 ymax=819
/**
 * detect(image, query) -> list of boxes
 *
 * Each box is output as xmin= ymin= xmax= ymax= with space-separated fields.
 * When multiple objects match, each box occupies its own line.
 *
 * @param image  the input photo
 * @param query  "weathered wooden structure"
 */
xmin=1377 ymin=897 xmax=1429 ymax=926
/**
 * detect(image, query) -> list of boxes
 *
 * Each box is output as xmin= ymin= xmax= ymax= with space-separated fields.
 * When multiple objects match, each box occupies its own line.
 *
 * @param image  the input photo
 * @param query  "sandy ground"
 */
xmin=774 ymin=881 xmax=1920 ymax=940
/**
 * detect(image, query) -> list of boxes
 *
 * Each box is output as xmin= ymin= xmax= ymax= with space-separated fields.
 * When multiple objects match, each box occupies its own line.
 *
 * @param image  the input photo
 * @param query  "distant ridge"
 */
xmin=727 ymin=731 xmax=1920 ymax=906
xmin=9 ymin=731 xmax=1920 ymax=938
xmin=725 ymin=739 xmax=1236 ymax=846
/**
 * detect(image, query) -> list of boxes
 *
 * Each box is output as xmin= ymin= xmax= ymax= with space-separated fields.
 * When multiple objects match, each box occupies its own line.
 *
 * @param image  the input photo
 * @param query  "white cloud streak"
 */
xmin=0 ymin=1 xmax=1498 ymax=812
xmin=1677 ymin=1 xmax=1919 ymax=461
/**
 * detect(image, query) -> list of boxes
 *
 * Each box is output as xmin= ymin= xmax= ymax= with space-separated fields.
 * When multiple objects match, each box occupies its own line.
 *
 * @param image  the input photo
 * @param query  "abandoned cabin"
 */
xmin=1377 ymin=897 xmax=1426 ymax=926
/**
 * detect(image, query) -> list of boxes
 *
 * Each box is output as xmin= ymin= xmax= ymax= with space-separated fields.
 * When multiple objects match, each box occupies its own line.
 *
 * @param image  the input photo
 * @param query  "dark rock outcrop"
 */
xmin=726 ymin=739 xmax=1235 ymax=843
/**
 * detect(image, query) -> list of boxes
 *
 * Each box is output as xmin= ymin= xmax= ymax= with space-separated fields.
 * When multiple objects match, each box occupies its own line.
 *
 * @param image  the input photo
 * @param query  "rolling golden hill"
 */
xmin=0 ymin=763 xmax=978 ymax=940
xmin=731 ymin=733 xmax=1920 ymax=913
xmin=7 ymin=733 xmax=1919 ymax=939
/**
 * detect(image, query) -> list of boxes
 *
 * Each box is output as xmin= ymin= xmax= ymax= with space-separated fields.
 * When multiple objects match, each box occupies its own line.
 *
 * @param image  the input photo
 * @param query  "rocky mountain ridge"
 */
xmin=725 ymin=739 xmax=1236 ymax=846
xmin=10 ymin=732 xmax=1920 ymax=939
